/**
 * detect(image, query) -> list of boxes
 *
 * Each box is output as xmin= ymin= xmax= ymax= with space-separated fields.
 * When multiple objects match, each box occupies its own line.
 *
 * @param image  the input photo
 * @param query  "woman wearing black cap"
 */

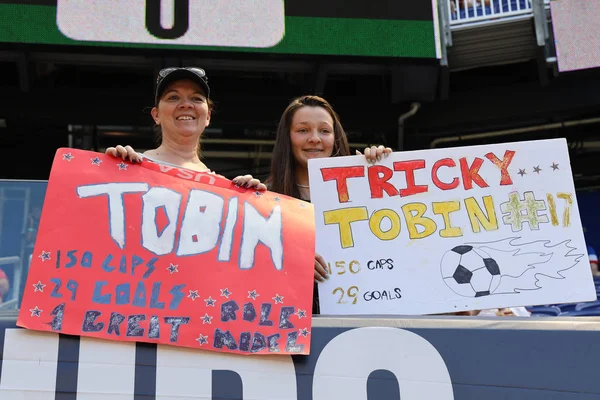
xmin=107 ymin=67 xmax=265 ymax=189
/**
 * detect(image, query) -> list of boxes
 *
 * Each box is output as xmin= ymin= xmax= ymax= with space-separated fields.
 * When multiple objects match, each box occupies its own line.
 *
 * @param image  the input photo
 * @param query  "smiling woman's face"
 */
xmin=289 ymin=105 xmax=335 ymax=169
xmin=151 ymin=79 xmax=211 ymax=139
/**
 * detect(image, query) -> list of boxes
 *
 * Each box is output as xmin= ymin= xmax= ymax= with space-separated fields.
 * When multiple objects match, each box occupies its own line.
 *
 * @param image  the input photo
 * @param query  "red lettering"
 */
xmin=459 ymin=157 xmax=489 ymax=190
xmin=485 ymin=150 xmax=515 ymax=186
xmin=393 ymin=160 xmax=428 ymax=197
xmin=368 ymin=166 xmax=399 ymax=199
xmin=431 ymin=158 xmax=459 ymax=190
xmin=321 ymin=166 xmax=365 ymax=203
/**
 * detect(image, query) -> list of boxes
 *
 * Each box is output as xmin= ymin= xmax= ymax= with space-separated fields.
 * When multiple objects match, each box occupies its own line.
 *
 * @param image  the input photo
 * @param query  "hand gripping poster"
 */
xmin=308 ymin=138 xmax=596 ymax=315
xmin=17 ymin=149 xmax=315 ymax=355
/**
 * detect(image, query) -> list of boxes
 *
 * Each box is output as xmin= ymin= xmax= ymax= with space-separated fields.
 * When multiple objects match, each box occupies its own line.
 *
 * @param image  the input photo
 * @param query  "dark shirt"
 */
xmin=304 ymin=199 xmax=320 ymax=315
xmin=266 ymin=184 xmax=320 ymax=314
xmin=312 ymin=283 xmax=320 ymax=315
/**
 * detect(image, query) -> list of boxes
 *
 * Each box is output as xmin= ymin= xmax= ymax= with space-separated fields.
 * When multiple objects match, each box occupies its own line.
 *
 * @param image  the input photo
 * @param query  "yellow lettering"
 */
xmin=432 ymin=201 xmax=463 ymax=238
xmin=369 ymin=209 xmax=401 ymax=240
xmin=557 ymin=192 xmax=573 ymax=227
xmin=347 ymin=286 xmax=359 ymax=304
xmin=401 ymin=203 xmax=437 ymax=239
xmin=546 ymin=193 xmax=559 ymax=226
xmin=465 ymin=196 xmax=498 ymax=233
xmin=323 ymin=207 xmax=369 ymax=248
xmin=335 ymin=261 xmax=346 ymax=275
xmin=333 ymin=287 xmax=346 ymax=304
xmin=349 ymin=260 xmax=360 ymax=274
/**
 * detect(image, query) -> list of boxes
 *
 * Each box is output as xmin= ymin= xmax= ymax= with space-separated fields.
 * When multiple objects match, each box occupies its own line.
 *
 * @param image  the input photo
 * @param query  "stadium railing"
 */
xmin=447 ymin=0 xmax=534 ymax=26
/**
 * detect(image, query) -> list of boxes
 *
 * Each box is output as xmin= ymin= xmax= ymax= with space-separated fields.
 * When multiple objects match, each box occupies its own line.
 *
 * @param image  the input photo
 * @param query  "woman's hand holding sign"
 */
xmin=356 ymin=145 xmax=392 ymax=164
xmin=314 ymin=254 xmax=329 ymax=282
xmin=106 ymin=145 xmax=142 ymax=163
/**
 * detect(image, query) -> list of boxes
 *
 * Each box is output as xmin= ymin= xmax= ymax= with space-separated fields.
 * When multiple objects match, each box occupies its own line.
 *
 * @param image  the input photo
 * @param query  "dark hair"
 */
xmin=267 ymin=95 xmax=350 ymax=199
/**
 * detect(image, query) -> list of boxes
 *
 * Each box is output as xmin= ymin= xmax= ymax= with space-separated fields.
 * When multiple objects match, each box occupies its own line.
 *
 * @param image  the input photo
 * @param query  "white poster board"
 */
xmin=308 ymin=138 xmax=596 ymax=315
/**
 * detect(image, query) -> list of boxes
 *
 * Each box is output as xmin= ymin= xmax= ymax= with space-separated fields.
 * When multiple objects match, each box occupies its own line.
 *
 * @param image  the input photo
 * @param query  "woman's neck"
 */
xmin=295 ymin=165 xmax=309 ymax=187
xmin=157 ymin=135 xmax=200 ymax=161
xmin=295 ymin=165 xmax=310 ymax=201
xmin=146 ymin=135 xmax=208 ymax=171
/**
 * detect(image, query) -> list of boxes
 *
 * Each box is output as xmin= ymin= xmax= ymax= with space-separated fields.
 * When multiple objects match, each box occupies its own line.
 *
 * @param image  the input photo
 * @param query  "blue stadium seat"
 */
xmin=560 ymin=309 xmax=600 ymax=317
xmin=575 ymin=301 xmax=600 ymax=311
xmin=556 ymin=303 xmax=578 ymax=312
xmin=528 ymin=306 xmax=561 ymax=316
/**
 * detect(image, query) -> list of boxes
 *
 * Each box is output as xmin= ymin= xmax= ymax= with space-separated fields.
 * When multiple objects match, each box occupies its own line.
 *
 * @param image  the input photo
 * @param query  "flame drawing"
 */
xmin=466 ymin=237 xmax=584 ymax=294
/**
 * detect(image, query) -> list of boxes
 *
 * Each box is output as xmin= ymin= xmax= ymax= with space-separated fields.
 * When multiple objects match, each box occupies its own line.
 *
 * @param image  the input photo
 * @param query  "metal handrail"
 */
xmin=0 ymin=298 xmax=18 ymax=310
xmin=446 ymin=0 xmax=534 ymax=26
xmin=0 ymin=256 xmax=19 ymax=266
xmin=0 ymin=256 xmax=21 ymax=310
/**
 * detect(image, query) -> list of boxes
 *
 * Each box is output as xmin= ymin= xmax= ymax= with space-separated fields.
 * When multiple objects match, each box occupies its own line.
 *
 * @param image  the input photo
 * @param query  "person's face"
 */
xmin=290 ymin=106 xmax=335 ymax=169
xmin=151 ymin=79 xmax=211 ymax=139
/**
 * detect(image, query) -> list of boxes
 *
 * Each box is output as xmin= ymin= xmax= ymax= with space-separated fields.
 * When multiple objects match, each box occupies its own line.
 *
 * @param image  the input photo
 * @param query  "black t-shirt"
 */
xmin=303 ymin=199 xmax=320 ymax=315
xmin=267 ymin=185 xmax=320 ymax=314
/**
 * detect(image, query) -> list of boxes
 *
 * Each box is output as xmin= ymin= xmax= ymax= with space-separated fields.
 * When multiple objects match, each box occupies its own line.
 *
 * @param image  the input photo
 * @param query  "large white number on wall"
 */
xmin=76 ymin=337 xmax=136 ymax=400
xmin=155 ymin=344 xmax=297 ymax=400
xmin=0 ymin=329 xmax=60 ymax=400
xmin=313 ymin=327 xmax=454 ymax=400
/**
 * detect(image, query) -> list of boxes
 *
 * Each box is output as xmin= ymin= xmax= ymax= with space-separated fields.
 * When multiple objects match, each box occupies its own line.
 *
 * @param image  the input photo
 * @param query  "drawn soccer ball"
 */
xmin=441 ymin=245 xmax=501 ymax=298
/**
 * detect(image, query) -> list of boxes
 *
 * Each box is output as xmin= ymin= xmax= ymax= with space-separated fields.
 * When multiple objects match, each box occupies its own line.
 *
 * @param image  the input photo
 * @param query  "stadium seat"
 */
xmin=575 ymin=301 xmax=600 ymax=311
xmin=560 ymin=309 xmax=600 ymax=317
xmin=527 ymin=306 xmax=561 ymax=316
xmin=556 ymin=303 xmax=578 ymax=312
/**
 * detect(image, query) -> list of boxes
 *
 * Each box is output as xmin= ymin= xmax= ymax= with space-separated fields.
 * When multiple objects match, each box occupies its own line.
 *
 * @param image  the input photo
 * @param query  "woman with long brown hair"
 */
xmin=268 ymin=95 xmax=390 ymax=202
xmin=266 ymin=95 xmax=392 ymax=313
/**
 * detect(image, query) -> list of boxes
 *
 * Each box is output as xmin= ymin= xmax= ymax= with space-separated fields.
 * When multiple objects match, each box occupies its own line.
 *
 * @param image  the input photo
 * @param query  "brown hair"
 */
xmin=267 ymin=95 xmax=350 ymax=199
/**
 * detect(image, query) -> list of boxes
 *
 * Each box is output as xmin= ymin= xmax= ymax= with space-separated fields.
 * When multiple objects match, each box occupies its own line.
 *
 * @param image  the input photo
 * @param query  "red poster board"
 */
xmin=17 ymin=149 xmax=315 ymax=355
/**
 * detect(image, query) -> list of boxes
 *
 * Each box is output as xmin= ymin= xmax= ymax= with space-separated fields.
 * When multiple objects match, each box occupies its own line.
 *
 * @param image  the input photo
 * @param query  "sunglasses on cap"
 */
xmin=156 ymin=67 xmax=208 ymax=84
xmin=155 ymin=67 xmax=210 ymax=103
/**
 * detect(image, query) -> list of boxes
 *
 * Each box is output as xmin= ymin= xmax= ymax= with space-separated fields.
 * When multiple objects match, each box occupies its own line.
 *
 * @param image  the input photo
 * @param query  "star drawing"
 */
xmin=117 ymin=162 xmax=128 ymax=171
xmin=201 ymin=313 xmax=213 ymax=324
xmin=254 ymin=191 xmax=263 ymax=197
xmin=273 ymin=196 xmax=281 ymax=202
xmin=62 ymin=152 xmax=74 ymax=162
xmin=533 ymin=165 xmax=542 ymax=174
xmin=299 ymin=202 xmax=307 ymax=208
xmin=517 ymin=168 xmax=526 ymax=177
xmin=38 ymin=250 xmax=51 ymax=262
xmin=33 ymin=281 xmax=46 ymax=292
xmin=220 ymin=288 xmax=232 ymax=298
xmin=248 ymin=290 xmax=259 ymax=300
xmin=91 ymin=157 xmax=102 ymax=166
xmin=196 ymin=334 xmax=209 ymax=345
xmin=204 ymin=296 xmax=216 ymax=307
xmin=272 ymin=294 xmax=284 ymax=304
xmin=30 ymin=306 xmax=43 ymax=317
xmin=299 ymin=328 xmax=310 ymax=337
xmin=188 ymin=290 xmax=200 ymax=301
xmin=295 ymin=309 xmax=307 ymax=319
xmin=166 ymin=263 xmax=179 ymax=274
xmin=551 ymin=162 xmax=559 ymax=171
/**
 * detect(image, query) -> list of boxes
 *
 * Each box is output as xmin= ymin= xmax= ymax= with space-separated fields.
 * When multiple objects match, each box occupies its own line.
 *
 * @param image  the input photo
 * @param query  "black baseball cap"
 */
xmin=155 ymin=67 xmax=210 ymax=105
